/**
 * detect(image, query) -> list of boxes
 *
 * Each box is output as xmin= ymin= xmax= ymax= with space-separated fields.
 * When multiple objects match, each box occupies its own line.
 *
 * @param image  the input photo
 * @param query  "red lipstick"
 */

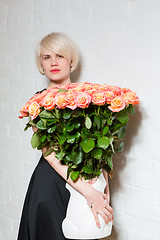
xmin=50 ymin=69 xmax=60 ymax=73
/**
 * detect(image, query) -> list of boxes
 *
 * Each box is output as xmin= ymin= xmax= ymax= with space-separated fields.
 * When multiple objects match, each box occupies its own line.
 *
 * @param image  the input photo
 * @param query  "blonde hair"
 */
xmin=36 ymin=33 xmax=79 ymax=74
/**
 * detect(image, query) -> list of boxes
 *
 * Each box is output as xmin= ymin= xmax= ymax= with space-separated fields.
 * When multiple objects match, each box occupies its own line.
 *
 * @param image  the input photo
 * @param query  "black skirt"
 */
xmin=17 ymin=154 xmax=70 ymax=240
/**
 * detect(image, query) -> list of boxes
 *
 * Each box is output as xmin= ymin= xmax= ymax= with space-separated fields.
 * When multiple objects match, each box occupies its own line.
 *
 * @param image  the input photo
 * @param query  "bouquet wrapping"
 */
xmin=19 ymin=82 xmax=139 ymax=180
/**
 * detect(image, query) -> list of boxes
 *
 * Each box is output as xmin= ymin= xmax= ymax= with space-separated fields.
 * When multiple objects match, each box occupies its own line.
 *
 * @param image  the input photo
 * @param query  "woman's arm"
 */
xmin=32 ymin=126 xmax=113 ymax=228
xmin=102 ymin=169 xmax=110 ymax=204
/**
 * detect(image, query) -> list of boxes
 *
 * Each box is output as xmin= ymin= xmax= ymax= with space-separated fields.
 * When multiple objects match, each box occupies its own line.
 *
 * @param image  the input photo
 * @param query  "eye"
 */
xmin=57 ymin=54 xmax=64 ymax=58
xmin=41 ymin=55 xmax=50 ymax=60
xmin=44 ymin=56 xmax=50 ymax=60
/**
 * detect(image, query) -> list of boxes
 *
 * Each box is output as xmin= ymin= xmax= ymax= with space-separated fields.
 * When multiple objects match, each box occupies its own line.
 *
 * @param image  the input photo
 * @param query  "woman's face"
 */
xmin=40 ymin=46 xmax=71 ymax=83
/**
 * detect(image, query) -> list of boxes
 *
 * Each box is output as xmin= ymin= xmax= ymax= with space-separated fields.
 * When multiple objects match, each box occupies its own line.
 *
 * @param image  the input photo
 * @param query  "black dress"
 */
xmin=17 ymin=155 xmax=70 ymax=240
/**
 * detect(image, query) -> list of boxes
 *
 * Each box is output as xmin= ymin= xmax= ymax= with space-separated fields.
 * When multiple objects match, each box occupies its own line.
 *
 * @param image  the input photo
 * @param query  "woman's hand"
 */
xmin=85 ymin=188 xmax=113 ymax=228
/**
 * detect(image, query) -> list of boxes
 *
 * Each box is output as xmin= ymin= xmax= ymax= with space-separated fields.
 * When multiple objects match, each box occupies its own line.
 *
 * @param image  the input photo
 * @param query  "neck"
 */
xmin=47 ymin=78 xmax=71 ymax=89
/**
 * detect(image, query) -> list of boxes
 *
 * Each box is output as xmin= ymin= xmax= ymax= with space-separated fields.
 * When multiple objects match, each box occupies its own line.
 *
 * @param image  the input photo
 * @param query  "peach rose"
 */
xmin=107 ymin=85 xmax=121 ymax=96
xmin=55 ymin=92 xmax=67 ymax=109
xmin=28 ymin=101 xmax=41 ymax=120
xmin=123 ymin=91 xmax=140 ymax=105
xmin=66 ymin=91 xmax=77 ymax=110
xmin=77 ymin=92 xmax=91 ymax=108
xmin=19 ymin=102 xmax=30 ymax=118
xmin=92 ymin=91 xmax=106 ymax=105
xmin=104 ymin=91 xmax=115 ymax=104
xmin=42 ymin=94 xmax=55 ymax=110
xmin=32 ymin=90 xmax=48 ymax=104
xmin=108 ymin=96 xmax=125 ymax=112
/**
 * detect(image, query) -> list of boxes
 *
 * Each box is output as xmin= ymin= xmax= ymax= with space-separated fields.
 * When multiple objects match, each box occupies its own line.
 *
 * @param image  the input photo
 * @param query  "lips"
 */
xmin=50 ymin=69 xmax=60 ymax=73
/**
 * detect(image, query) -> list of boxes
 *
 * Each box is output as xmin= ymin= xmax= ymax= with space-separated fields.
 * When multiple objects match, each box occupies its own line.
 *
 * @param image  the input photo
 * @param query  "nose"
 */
xmin=51 ymin=56 xmax=58 ymax=66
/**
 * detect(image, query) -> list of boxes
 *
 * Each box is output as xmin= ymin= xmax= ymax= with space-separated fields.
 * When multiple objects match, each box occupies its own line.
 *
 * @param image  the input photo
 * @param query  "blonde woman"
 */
xmin=17 ymin=33 xmax=113 ymax=240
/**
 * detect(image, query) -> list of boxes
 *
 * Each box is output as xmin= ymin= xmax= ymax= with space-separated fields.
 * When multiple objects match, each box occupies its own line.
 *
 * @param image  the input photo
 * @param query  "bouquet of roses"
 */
xmin=19 ymin=82 xmax=139 ymax=180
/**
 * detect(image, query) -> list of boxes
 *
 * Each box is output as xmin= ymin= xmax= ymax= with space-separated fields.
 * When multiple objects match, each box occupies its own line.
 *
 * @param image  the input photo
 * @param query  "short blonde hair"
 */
xmin=36 ymin=32 xmax=79 ymax=74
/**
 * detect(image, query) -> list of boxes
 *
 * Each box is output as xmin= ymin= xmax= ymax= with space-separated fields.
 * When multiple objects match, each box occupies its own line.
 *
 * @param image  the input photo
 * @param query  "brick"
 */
xmin=126 ymin=201 xmax=160 ymax=222
xmin=124 ymin=185 xmax=157 ymax=206
xmin=128 ymin=0 xmax=160 ymax=17
xmin=136 ymin=217 xmax=158 ymax=238
xmin=0 ymin=3 xmax=7 ymax=16
xmin=135 ymin=174 xmax=160 ymax=191
xmin=7 ymin=15 xmax=19 ymax=31
xmin=0 ymin=215 xmax=12 ymax=229
xmin=14 ymin=0 xmax=34 ymax=13
xmin=0 ymin=192 xmax=6 ymax=204
xmin=1 ymin=135 xmax=21 ymax=148
xmin=1 ymin=228 xmax=17 ymax=240
xmin=127 ymin=231 xmax=155 ymax=240
xmin=153 ymin=160 xmax=160 ymax=176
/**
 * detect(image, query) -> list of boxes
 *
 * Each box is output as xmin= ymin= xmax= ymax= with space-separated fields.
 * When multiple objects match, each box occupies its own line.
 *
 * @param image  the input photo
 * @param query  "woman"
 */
xmin=17 ymin=32 xmax=113 ymax=240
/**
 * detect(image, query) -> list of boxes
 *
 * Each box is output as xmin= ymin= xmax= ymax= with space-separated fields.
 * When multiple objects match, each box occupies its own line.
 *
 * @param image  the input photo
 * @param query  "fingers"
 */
xmin=97 ymin=209 xmax=109 ymax=224
xmin=92 ymin=209 xmax=101 ymax=228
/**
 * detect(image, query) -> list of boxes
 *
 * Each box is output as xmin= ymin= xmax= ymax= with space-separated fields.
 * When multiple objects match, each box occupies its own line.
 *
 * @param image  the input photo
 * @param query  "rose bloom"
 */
xmin=108 ymin=96 xmax=125 ymax=112
xmin=55 ymin=92 xmax=67 ymax=109
xmin=32 ymin=90 xmax=48 ymax=104
xmin=92 ymin=91 xmax=106 ymax=105
xmin=67 ymin=82 xmax=79 ymax=89
xmin=42 ymin=94 xmax=56 ymax=110
xmin=28 ymin=101 xmax=41 ymax=120
xmin=83 ymin=83 xmax=94 ymax=91
xmin=104 ymin=91 xmax=115 ymax=104
xmin=123 ymin=91 xmax=140 ymax=105
xmin=107 ymin=85 xmax=121 ymax=96
xmin=120 ymin=87 xmax=131 ymax=95
xmin=66 ymin=91 xmax=77 ymax=110
xmin=77 ymin=92 xmax=91 ymax=108
xmin=19 ymin=102 xmax=30 ymax=118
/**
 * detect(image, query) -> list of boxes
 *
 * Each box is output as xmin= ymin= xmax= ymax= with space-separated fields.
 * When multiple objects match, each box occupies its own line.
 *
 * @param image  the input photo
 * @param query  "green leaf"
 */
xmin=43 ymin=148 xmax=55 ymax=157
xmin=85 ymin=116 xmax=92 ymax=129
xmin=127 ymin=104 xmax=135 ymax=115
xmin=73 ymin=151 xmax=83 ymax=165
xmin=67 ymin=135 xmax=75 ymax=144
xmin=66 ymin=153 xmax=74 ymax=162
xmin=67 ymin=167 xmax=72 ymax=179
xmin=55 ymin=151 xmax=65 ymax=160
xmin=102 ymin=126 xmax=109 ymax=136
xmin=36 ymin=120 xmax=47 ymax=130
xmin=70 ymin=171 xmax=79 ymax=181
xmin=55 ymin=109 xmax=60 ymax=119
xmin=117 ymin=142 xmax=124 ymax=152
xmin=109 ymin=136 xmax=115 ymax=153
xmin=74 ymin=121 xmax=81 ymax=129
xmin=40 ymin=134 xmax=47 ymax=142
xmin=91 ymin=148 xmax=102 ymax=159
xmin=58 ymin=88 xmax=68 ymax=93
xmin=107 ymin=118 xmax=112 ymax=125
xmin=63 ymin=110 xmax=72 ymax=119
xmin=39 ymin=110 xmax=54 ymax=118
xmin=59 ymin=135 xmax=66 ymax=145
xmin=94 ymin=116 xmax=101 ymax=129
xmin=66 ymin=123 xmax=74 ymax=132
xmin=107 ymin=156 xmax=113 ymax=170
xmin=117 ymin=110 xmax=129 ymax=123
xmin=75 ymin=132 xmax=81 ymax=139
xmin=80 ymin=138 xmax=95 ymax=153
xmin=31 ymin=131 xmax=40 ymax=149
xmin=118 ymin=127 xmax=126 ymax=139
xmin=82 ymin=166 xmax=94 ymax=174
xmin=97 ymin=136 xmax=110 ymax=150
xmin=47 ymin=125 xmax=56 ymax=133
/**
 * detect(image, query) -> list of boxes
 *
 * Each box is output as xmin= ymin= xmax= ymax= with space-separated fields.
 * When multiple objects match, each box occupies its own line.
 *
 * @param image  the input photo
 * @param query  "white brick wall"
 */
xmin=0 ymin=0 xmax=160 ymax=239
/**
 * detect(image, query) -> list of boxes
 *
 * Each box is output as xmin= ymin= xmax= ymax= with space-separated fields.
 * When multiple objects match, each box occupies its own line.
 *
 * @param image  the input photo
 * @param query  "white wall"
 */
xmin=0 ymin=0 xmax=160 ymax=239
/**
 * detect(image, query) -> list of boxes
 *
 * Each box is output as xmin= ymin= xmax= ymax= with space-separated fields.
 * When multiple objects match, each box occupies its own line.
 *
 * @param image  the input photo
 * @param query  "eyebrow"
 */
xmin=41 ymin=54 xmax=50 ymax=57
